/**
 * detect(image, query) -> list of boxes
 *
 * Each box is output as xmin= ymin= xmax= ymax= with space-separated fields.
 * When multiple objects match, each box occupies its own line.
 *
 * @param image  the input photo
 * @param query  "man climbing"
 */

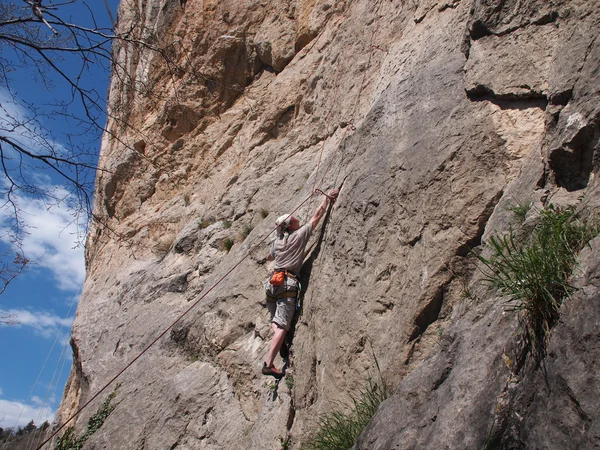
xmin=262 ymin=188 xmax=339 ymax=379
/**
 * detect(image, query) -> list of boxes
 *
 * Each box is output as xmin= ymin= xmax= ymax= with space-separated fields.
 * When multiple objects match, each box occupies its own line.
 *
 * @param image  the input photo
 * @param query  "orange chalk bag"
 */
xmin=269 ymin=270 xmax=285 ymax=286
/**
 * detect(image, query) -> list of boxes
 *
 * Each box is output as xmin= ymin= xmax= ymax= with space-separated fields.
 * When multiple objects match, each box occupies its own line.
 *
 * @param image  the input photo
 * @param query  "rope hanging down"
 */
xmin=38 ymin=1 xmax=385 ymax=446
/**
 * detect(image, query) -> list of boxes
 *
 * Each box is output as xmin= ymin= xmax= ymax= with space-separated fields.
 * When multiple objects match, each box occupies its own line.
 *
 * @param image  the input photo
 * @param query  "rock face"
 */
xmin=55 ymin=0 xmax=600 ymax=449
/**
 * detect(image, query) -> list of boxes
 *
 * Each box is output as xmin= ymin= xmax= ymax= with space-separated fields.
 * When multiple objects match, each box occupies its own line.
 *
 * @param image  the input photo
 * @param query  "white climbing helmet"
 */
xmin=275 ymin=214 xmax=292 ymax=228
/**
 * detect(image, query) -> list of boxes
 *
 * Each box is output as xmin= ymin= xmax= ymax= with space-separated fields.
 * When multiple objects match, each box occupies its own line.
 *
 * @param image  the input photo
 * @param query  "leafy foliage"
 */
xmin=55 ymin=385 xmax=119 ymax=450
xmin=302 ymin=378 xmax=388 ymax=450
xmin=477 ymin=205 xmax=599 ymax=359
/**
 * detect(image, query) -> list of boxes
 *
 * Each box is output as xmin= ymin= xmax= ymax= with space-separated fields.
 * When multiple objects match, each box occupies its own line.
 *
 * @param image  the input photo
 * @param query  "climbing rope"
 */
xmin=37 ymin=1 xmax=386 ymax=446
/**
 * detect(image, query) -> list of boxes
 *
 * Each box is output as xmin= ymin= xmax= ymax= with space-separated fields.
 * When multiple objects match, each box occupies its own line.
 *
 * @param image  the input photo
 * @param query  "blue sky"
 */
xmin=0 ymin=0 xmax=120 ymax=430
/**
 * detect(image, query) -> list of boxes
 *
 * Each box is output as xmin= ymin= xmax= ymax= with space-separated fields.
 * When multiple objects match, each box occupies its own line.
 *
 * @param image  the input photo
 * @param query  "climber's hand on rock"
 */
xmin=327 ymin=189 xmax=339 ymax=202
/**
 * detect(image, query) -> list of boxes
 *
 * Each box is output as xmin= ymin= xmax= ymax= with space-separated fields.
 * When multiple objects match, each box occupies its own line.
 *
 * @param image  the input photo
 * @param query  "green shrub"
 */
xmin=55 ymin=385 xmax=119 ymax=450
xmin=302 ymin=378 xmax=388 ymax=450
xmin=183 ymin=193 xmax=190 ymax=206
xmin=477 ymin=205 xmax=599 ymax=358
xmin=55 ymin=427 xmax=80 ymax=450
xmin=223 ymin=219 xmax=232 ymax=229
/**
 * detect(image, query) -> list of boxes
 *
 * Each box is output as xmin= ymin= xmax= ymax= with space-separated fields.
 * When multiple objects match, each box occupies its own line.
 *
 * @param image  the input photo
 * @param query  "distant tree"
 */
xmin=23 ymin=420 xmax=36 ymax=434
xmin=40 ymin=420 xmax=50 ymax=431
xmin=0 ymin=425 xmax=13 ymax=439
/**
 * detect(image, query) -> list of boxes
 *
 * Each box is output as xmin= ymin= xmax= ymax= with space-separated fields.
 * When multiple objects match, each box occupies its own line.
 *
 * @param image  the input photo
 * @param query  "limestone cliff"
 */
xmin=56 ymin=0 xmax=600 ymax=448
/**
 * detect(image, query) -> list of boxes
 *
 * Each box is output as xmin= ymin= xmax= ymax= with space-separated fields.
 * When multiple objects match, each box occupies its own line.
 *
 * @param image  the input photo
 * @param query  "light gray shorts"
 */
xmin=267 ymin=297 xmax=296 ymax=331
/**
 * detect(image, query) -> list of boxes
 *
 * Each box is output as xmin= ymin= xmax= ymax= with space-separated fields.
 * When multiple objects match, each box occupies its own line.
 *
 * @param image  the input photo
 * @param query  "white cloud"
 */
xmin=0 ymin=308 xmax=73 ymax=339
xmin=0 ymin=192 xmax=86 ymax=292
xmin=31 ymin=395 xmax=54 ymax=407
xmin=0 ymin=398 xmax=55 ymax=429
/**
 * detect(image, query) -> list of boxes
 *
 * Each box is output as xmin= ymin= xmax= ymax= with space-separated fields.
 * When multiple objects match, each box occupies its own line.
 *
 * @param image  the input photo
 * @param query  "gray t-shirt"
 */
xmin=270 ymin=223 xmax=313 ymax=274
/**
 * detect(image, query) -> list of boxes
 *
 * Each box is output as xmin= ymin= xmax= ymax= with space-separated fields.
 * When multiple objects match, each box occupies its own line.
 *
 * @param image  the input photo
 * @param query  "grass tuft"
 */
xmin=285 ymin=374 xmax=294 ymax=390
xmin=241 ymin=223 xmax=253 ymax=240
xmin=508 ymin=201 xmax=531 ymax=222
xmin=198 ymin=218 xmax=212 ymax=229
xmin=302 ymin=378 xmax=388 ymax=450
xmin=222 ymin=237 xmax=234 ymax=252
xmin=477 ymin=205 xmax=599 ymax=359
xmin=223 ymin=219 xmax=232 ymax=229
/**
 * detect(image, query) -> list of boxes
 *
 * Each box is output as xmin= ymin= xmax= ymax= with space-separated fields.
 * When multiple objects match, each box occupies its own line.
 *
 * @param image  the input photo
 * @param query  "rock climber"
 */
xmin=262 ymin=188 xmax=339 ymax=379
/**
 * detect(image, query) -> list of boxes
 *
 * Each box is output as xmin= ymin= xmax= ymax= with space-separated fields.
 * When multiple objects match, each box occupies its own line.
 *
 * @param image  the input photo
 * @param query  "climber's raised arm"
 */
xmin=310 ymin=189 xmax=339 ymax=230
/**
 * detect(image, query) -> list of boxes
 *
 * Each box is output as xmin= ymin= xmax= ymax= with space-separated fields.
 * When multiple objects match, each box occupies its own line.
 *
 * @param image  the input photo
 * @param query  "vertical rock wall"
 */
xmin=55 ymin=0 xmax=600 ymax=449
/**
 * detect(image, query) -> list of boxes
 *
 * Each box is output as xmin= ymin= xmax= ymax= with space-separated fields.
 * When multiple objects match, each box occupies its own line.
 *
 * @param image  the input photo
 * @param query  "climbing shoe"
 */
xmin=262 ymin=362 xmax=284 ymax=379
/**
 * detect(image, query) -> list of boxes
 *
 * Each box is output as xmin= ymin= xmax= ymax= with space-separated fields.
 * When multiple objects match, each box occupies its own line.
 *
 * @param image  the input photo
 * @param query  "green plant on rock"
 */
xmin=55 ymin=384 xmax=120 ymax=450
xmin=285 ymin=374 xmax=295 ymax=390
xmin=223 ymin=219 xmax=232 ymax=229
xmin=222 ymin=237 xmax=234 ymax=252
xmin=198 ymin=218 xmax=213 ymax=229
xmin=508 ymin=201 xmax=532 ymax=222
xmin=477 ymin=205 xmax=599 ymax=360
xmin=183 ymin=193 xmax=190 ymax=206
xmin=280 ymin=434 xmax=292 ymax=450
xmin=241 ymin=223 xmax=254 ymax=240
xmin=301 ymin=377 xmax=388 ymax=450
xmin=260 ymin=208 xmax=269 ymax=219
xmin=55 ymin=426 xmax=80 ymax=450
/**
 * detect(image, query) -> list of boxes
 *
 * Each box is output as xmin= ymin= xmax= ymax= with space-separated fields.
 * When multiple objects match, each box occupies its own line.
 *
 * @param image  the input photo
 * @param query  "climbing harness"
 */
xmin=265 ymin=270 xmax=302 ymax=315
xmin=265 ymin=270 xmax=299 ymax=301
